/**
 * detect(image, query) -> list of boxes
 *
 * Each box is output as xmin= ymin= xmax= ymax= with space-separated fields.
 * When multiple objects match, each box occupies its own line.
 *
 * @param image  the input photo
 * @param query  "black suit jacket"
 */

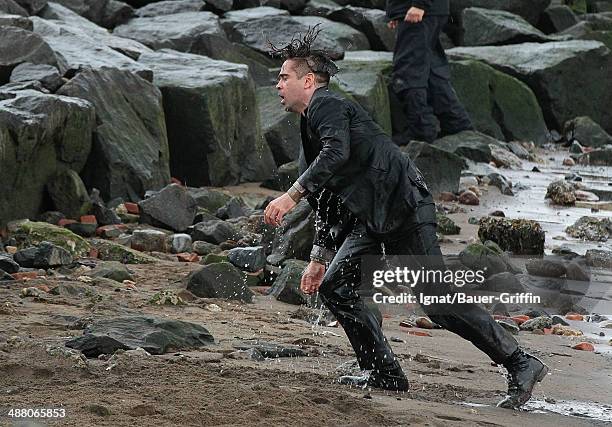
xmin=298 ymin=87 xmax=430 ymax=249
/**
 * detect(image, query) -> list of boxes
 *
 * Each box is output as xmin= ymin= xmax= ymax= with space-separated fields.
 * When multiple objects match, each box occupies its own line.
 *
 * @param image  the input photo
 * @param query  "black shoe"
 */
xmin=497 ymin=349 xmax=549 ymax=409
xmin=338 ymin=367 xmax=409 ymax=392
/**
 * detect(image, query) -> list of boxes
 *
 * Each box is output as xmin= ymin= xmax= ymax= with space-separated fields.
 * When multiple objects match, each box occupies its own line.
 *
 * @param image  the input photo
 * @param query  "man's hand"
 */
xmin=387 ymin=20 xmax=398 ymax=30
xmin=404 ymin=6 xmax=424 ymax=23
xmin=264 ymin=193 xmax=296 ymax=226
xmin=301 ymin=261 xmax=326 ymax=295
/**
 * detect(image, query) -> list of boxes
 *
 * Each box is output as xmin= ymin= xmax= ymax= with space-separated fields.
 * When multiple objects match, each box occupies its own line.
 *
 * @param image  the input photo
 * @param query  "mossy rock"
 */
xmin=478 ymin=217 xmax=545 ymax=255
xmin=202 ymin=253 xmax=229 ymax=265
xmin=436 ymin=213 xmax=461 ymax=235
xmin=91 ymin=239 xmax=158 ymax=264
xmin=11 ymin=220 xmax=90 ymax=257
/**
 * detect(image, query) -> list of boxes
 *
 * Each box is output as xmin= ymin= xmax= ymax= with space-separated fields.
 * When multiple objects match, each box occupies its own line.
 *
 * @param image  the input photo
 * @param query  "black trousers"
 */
xmin=319 ymin=195 xmax=518 ymax=372
xmin=391 ymin=15 xmax=473 ymax=143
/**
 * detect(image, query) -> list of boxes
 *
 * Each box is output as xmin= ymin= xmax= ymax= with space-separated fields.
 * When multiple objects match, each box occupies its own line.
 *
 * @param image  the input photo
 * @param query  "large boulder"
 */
xmin=450 ymin=60 xmax=548 ymax=145
xmin=9 ymin=220 xmax=91 ymax=257
xmin=65 ymin=316 xmax=214 ymax=357
xmin=257 ymin=86 xmax=301 ymax=166
xmin=223 ymin=14 xmax=369 ymax=62
xmin=478 ymin=217 xmax=545 ymax=255
xmin=462 ymin=7 xmax=554 ymax=46
xmin=185 ymin=262 xmax=254 ymax=302
xmin=190 ymin=219 xmax=243 ymax=244
xmin=0 ymin=90 xmax=94 ymax=226
xmin=269 ymin=200 xmax=314 ymax=263
xmin=46 ymin=169 xmax=92 ymax=219
xmin=57 ymin=67 xmax=171 ymax=201
xmin=138 ymin=49 xmax=275 ymax=186
xmin=448 ymin=41 xmax=612 ymax=133
xmin=400 ymin=142 xmax=464 ymax=195
xmin=14 ymin=0 xmax=47 ymax=14
xmin=91 ymin=239 xmax=158 ymax=263
xmin=0 ymin=0 xmax=28 ymax=15
xmin=261 ymin=160 xmax=299 ymax=191
xmin=0 ymin=26 xmax=64 ymax=84
xmin=14 ymin=241 xmax=73 ymax=268
xmin=327 ymin=6 xmax=394 ymax=51
xmin=538 ymin=5 xmax=579 ymax=34
xmin=561 ymin=19 xmax=612 ymax=50
xmin=139 ymin=184 xmax=197 ymax=232
xmin=269 ymin=259 xmax=309 ymax=305
xmin=332 ymin=55 xmax=392 ymax=135
xmin=9 ymin=62 xmax=63 ymax=91
xmin=135 ymin=0 xmax=204 ymax=17
xmin=0 ymin=13 xmax=32 ymax=29
xmin=48 ymin=0 xmax=134 ymax=28
xmin=564 ymin=116 xmax=612 ymax=148
xmin=38 ymin=3 xmax=151 ymax=59
xmin=31 ymin=15 xmax=151 ymax=79
xmin=433 ymin=130 xmax=505 ymax=163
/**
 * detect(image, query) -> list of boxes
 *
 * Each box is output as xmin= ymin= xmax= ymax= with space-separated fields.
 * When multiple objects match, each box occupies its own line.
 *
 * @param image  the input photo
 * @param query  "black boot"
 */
xmin=497 ymin=349 xmax=549 ymax=409
xmin=338 ymin=366 xmax=409 ymax=392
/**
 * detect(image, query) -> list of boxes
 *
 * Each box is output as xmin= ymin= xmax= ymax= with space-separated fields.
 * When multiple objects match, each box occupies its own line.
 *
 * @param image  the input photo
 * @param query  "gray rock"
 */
xmin=89 ymin=188 xmax=122 ymax=226
xmin=14 ymin=241 xmax=73 ymax=268
xmin=65 ymin=222 xmax=97 ymax=237
xmin=546 ymin=180 xmax=576 ymax=205
xmin=0 ymin=268 xmax=14 ymax=280
xmin=65 ymin=315 xmax=214 ymax=357
xmin=448 ymin=41 xmax=612 ymax=134
xmin=459 ymin=243 xmax=509 ymax=278
xmin=0 ymin=254 xmax=19 ymax=273
xmin=525 ymin=258 xmax=567 ymax=278
xmin=463 ymin=7 xmax=553 ymax=46
xmin=46 ymin=169 xmax=91 ymax=219
xmin=138 ymin=184 xmax=197 ymax=232
xmin=169 ymin=233 xmax=192 ymax=254
xmin=185 ymin=262 xmax=254 ymax=302
xmin=14 ymin=0 xmax=46 ymax=14
xmin=57 ymin=68 xmax=170 ymax=201
xmin=579 ymin=147 xmax=612 ymax=166
xmin=539 ymin=5 xmax=579 ymax=34
xmin=486 ymin=173 xmax=514 ymax=196
xmin=192 ymin=240 xmax=218 ymax=256
xmin=566 ymin=216 xmax=612 ymax=242
xmin=564 ymin=116 xmax=612 ymax=148
xmin=507 ymin=142 xmax=531 ymax=159
xmin=269 ymin=200 xmax=314 ymax=263
xmin=434 ymin=130 xmax=502 ymax=163
xmin=233 ymin=340 xmax=308 ymax=358
xmin=0 ymin=0 xmax=28 ymax=16
xmin=256 ymin=86 xmax=301 ymax=166
xmin=401 ymin=141 xmax=464 ymax=195
xmin=138 ymin=49 xmax=275 ymax=187
xmin=9 ymin=62 xmax=63 ymax=92
xmin=0 ymin=90 xmax=95 ymax=226
xmin=328 ymin=6 xmax=394 ymax=51
xmin=269 ymin=259 xmax=309 ymax=305
xmin=216 ymin=197 xmax=247 ymax=220
xmin=261 ymin=161 xmax=299 ymax=192
xmin=450 ymin=0 xmax=551 ymax=28
xmin=551 ymin=314 xmax=570 ymax=326
xmin=565 ymin=260 xmax=591 ymax=282
xmin=187 ymin=187 xmax=231 ymax=212
xmin=50 ymin=0 xmax=134 ymax=28
xmin=450 ymin=60 xmax=548 ymax=145
xmin=478 ymin=217 xmax=545 ymax=255
xmin=482 ymin=271 xmax=525 ymax=292
xmin=136 ymin=0 xmax=204 ymax=17
xmin=227 ymin=246 xmax=265 ymax=272
xmin=31 ymin=16 xmax=152 ymax=79
xmin=0 ymin=13 xmax=31 ymax=29
xmin=520 ymin=315 xmax=552 ymax=331
xmin=302 ymin=0 xmax=341 ymax=16
xmin=436 ymin=213 xmax=461 ymax=235
xmin=224 ymin=14 xmax=369 ymax=62
xmin=190 ymin=219 xmax=243 ymax=245
xmin=490 ymin=145 xmax=523 ymax=169
xmin=0 ymin=26 xmax=63 ymax=85
xmin=86 ymin=261 xmax=134 ymax=282
xmin=131 ymin=229 xmax=167 ymax=252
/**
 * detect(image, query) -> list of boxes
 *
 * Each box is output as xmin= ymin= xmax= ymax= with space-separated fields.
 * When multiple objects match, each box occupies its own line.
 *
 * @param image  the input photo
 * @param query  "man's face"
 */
xmin=276 ymin=60 xmax=307 ymax=113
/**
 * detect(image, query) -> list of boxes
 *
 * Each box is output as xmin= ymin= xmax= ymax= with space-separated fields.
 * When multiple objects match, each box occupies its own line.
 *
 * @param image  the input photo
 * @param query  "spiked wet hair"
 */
xmin=268 ymin=24 xmax=339 ymax=85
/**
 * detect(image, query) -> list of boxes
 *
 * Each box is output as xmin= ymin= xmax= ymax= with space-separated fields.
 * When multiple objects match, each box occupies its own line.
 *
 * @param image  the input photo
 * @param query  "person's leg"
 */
xmin=319 ymin=223 xmax=408 ymax=390
xmin=391 ymin=18 xmax=438 ymax=143
xmin=427 ymin=16 xmax=474 ymax=137
xmin=385 ymin=194 xmax=548 ymax=407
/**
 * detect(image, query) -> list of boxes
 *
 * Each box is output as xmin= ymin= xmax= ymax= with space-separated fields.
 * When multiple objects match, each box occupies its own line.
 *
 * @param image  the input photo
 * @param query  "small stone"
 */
xmin=415 ymin=317 xmax=434 ymax=329
xmin=520 ymin=316 xmax=552 ymax=331
xmin=563 ymin=158 xmax=575 ymax=166
xmin=149 ymin=290 xmax=185 ymax=305
xmin=526 ymin=258 xmax=567 ymax=278
xmin=192 ymin=241 xmax=218 ymax=256
xmin=169 ymin=233 xmax=192 ymax=254
xmin=552 ymin=315 xmax=570 ymax=326
xmin=439 ymin=192 xmax=457 ymax=202
xmin=21 ymin=287 xmax=41 ymax=297
xmin=572 ymin=342 xmax=594 ymax=351
xmin=131 ymin=229 xmax=168 ymax=252
xmin=458 ymin=190 xmax=479 ymax=205
xmin=468 ymin=217 xmax=479 ymax=225
xmin=96 ymin=224 xmax=128 ymax=238
xmin=574 ymin=190 xmax=599 ymax=202
xmin=86 ymin=404 xmax=111 ymax=417
xmin=546 ymin=180 xmax=576 ymax=205
xmin=489 ymin=210 xmax=505 ymax=217
xmin=531 ymin=166 xmax=541 ymax=172
xmin=177 ymin=253 xmax=199 ymax=263
xmin=552 ymin=324 xmax=583 ymax=336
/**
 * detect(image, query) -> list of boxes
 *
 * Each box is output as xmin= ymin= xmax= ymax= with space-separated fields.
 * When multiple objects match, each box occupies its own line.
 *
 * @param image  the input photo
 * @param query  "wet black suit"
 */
xmin=386 ymin=0 xmax=473 ymax=143
xmin=298 ymin=87 xmax=517 ymax=374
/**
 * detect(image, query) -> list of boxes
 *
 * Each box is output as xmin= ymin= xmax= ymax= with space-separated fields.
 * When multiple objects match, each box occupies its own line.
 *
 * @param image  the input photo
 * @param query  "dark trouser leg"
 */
xmin=319 ymin=224 xmax=400 ymax=372
xmin=385 ymin=200 xmax=518 ymax=364
xmin=391 ymin=19 xmax=438 ymax=143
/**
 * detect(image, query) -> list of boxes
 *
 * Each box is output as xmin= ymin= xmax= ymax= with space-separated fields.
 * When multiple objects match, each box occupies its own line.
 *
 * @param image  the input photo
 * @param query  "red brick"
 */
xmin=58 ymin=219 xmax=77 ymax=227
xmin=406 ymin=330 xmax=432 ymax=337
xmin=572 ymin=342 xmax=595 ymax=352
xmin=565 ymin=314 xmax=584 ymax=321
xmin=511 ymin=315 xmax=530 ymax=325
xmin=80 ymin=215 xmax=97 ymax=224
xmin=177 ymin=253 xmax=199 ymax=263
xmin=124 ymin=202 xmax=139 ymax=214
xmin=89 ymin=248 xmax=99 ymax=259
xmin=11 ymin=271 xmax=39 ymax=280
